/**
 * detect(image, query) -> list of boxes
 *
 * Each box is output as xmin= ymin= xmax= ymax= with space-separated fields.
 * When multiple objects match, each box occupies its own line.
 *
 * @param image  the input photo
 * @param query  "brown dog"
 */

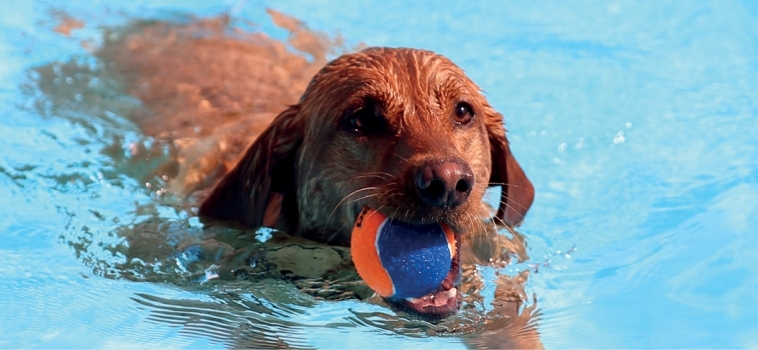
xmin=198 ymin=46 xmax=535 ymax=315
xmin=44 ymin=12 xmax=534 ymax=320
xmin=29 ymin=12 xmax=543 ymax=346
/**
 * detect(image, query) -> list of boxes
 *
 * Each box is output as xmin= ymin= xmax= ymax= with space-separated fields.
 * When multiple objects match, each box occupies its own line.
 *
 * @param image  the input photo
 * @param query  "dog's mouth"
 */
xmin=391 ymin=232 xmax=462 ymax=317
xmin=351 ymin=206 xmax=465 ymax=317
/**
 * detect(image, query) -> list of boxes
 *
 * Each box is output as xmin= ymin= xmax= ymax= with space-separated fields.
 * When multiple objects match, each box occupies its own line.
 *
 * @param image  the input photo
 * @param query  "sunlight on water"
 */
xmin=2 ymin=0 xmax=758 ymax=348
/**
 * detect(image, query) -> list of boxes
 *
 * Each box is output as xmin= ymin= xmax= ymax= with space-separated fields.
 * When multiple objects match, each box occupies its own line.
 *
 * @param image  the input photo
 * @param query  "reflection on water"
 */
xmin=24 ymin=9 xmax=541 ymax=348
xmin=132 ymin=292 xmax=314 ymax=348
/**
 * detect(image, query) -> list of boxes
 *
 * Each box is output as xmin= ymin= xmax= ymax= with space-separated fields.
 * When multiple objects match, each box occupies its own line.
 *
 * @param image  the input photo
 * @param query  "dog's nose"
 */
xmin=415 ymin=159 xmax=474 ymax=209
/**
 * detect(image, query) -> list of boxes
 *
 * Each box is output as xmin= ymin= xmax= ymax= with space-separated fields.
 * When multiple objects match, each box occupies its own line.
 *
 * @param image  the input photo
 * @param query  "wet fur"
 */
xmin=199 ymin=47 xmax=534 ymax=246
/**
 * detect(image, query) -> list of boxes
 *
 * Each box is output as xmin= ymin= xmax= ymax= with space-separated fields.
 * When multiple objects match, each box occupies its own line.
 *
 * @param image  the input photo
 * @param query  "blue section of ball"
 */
xmin=376 ymin=220 xmax=452 ymax=299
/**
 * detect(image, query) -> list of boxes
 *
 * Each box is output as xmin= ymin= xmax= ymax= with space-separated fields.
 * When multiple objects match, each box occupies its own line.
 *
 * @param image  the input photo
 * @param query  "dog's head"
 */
xmin=200 ymin=47 xmax=534 ymax=316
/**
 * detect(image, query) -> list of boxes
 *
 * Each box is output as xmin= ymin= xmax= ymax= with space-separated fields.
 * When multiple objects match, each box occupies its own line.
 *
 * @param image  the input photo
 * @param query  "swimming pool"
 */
xmin=2 ymin=1 xmax=757 ymax=348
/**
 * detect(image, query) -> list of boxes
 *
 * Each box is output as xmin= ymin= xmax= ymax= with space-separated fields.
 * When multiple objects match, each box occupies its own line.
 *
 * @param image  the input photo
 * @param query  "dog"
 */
xmin=43 ymin=11 xmax=535 ymax=324
xmin=194 ymin=45 xmax=535 ymax=316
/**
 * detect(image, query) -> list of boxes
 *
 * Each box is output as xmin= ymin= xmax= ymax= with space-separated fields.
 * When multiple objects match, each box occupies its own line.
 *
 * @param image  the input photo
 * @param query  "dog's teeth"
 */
xmin=404 ymin=288 xmax=458 ymax=306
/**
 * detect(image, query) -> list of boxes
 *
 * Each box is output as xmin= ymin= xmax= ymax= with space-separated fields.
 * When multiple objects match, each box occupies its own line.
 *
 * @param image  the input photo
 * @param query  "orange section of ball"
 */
xmin=440 ymin=222 xmax=457 ymax=259
xmin=351 ymin=208 xmax=394 ymax=297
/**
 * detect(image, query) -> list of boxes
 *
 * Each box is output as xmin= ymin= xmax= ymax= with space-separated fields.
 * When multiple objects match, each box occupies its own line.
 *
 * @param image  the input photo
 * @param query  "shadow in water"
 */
xmin=26 ymin=8 xmax=542 ymax=349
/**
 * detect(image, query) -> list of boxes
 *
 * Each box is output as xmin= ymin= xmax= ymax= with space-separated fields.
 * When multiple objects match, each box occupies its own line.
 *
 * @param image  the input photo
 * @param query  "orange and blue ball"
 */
xmin=351 ymin=207 xmax=456 ymax=299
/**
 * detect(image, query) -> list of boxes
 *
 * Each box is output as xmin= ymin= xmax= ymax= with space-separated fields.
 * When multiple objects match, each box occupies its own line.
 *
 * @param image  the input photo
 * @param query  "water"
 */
xmin=2 ymin=1 xmax=758 ymax=348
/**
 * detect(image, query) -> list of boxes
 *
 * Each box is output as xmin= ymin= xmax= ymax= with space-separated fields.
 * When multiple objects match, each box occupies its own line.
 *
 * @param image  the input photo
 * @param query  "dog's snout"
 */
xmin=415 ymin=159 xmax=474 ymax=209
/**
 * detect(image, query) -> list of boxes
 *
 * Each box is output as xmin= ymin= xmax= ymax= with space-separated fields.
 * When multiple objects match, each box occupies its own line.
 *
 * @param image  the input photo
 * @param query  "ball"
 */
xmin=351 ymin=207 xmax=456 ymax=299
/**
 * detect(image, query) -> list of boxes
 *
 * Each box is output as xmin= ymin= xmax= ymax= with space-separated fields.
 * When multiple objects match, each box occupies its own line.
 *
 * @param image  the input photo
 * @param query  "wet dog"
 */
xmin=20 ymin=9 xmax=549 ymax=347
xmin=197 ymin=46 xmax=534 ymax=316
xmin=43 ymin=12 xmax=534 ymax=322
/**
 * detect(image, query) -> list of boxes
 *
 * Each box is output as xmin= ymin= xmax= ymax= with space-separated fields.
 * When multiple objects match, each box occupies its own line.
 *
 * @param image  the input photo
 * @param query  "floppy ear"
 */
xmin=486 ymin=111 xmax=535 ymax=226
xmin=199 ymin=105 xmax=303 ymax=232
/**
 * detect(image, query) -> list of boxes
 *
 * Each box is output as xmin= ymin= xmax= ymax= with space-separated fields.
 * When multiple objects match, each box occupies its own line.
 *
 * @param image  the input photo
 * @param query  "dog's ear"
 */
xmin=486 ymin=111 xmax=534 ymax=226
xmin=199 ymin=105 xmax=303 ymax=231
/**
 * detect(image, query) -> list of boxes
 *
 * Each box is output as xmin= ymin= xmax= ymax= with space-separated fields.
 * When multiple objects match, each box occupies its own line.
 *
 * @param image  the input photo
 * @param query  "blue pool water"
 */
xmin=2 ymin=1 xmax=758 ymax=348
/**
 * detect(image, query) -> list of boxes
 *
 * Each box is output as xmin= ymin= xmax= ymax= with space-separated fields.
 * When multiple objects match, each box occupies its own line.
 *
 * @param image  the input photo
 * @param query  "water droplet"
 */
xmin=613 ymin=131 xmax=626 ymax=144
xmin=203 ymin=264 xmax=220 ymax=282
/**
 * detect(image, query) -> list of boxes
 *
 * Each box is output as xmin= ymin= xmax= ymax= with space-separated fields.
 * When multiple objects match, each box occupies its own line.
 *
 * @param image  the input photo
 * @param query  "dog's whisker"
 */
xmin=463 ymin=211 xmax=476 ymax=233
xmin=323 ymin=200 xmax=389 ymax=244
xmin=344 ymin=193 xmax=380 ymax=205
xmin=349 ymin=172 xmax=395 ymax=181
xmin=492 ymin=214 xmax=508 ymax=227
xmin=497 ymin=198 xmax=532 ymax=215
xmin=475 ymin=204 xmax=490 ymax=229
xmin=391 ymin=151 xmax=411 ymax=165
xmin=320 ymin=186 xmax=381 ymax=240
xmin=388 ymin=205 xmax=400 ymax=228
xmin=475 ymin=202 xmax=498 ymax=252
xmin=488 ymin=182 xmax=536 ymax=193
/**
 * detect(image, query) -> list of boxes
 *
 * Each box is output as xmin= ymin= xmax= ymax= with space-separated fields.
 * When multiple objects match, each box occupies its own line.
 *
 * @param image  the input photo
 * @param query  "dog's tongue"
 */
xmin=402 ymin=247 xmax=462 ymax=316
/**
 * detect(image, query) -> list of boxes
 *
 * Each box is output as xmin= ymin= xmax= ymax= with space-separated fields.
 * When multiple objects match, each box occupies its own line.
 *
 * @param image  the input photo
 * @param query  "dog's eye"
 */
xmin=343 ymin=100 xmax=387 ymax=136
xmin=454 ymin=102 xmax=475 ymax=125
